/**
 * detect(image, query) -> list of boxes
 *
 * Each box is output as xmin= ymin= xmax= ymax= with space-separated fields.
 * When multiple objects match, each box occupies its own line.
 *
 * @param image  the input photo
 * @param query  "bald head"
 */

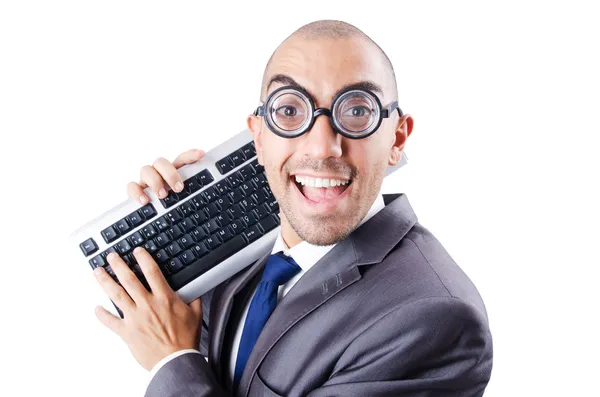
xmin=261 ymin=20 xmax=398 ymax=101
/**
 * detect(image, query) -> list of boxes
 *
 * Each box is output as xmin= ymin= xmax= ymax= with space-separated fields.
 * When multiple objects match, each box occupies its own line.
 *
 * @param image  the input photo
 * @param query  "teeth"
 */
xmin=294 ymin=176 xmax=350 ymax=187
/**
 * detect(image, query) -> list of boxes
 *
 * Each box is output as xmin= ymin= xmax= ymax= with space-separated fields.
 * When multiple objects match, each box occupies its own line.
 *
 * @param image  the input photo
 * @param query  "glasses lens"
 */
xmin=267 ymin=89 xmax=311 ymax=136
xmin=334 ymin=90 xmax=380 ymax=136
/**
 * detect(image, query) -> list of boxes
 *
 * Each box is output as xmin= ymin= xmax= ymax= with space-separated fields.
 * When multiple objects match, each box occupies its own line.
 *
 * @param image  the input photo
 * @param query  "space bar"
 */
xmin=167 ymin=235 xmax=248 ymax=291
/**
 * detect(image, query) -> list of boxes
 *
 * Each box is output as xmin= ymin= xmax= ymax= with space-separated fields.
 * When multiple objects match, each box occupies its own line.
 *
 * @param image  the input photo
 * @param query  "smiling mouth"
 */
xmin=291 ymin=175 xmax=352 ymax=202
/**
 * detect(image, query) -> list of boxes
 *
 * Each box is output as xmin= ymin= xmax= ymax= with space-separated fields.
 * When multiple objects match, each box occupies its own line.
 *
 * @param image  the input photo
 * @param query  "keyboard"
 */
xmin=69 ymin=129 xmax=408 ymax=317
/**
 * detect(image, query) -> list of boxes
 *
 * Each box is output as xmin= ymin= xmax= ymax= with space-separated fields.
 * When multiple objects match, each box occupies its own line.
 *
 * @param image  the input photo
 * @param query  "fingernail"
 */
xmin=197 ymin=149 xmax=205 ymax=157
xmin=107 ymin=253 xmax=117 ymax=261
xmin=159 ymin=188 xmax=167 ymax=198
xmin=134 ymin=247 xmax=142 ymax=254
xmin=175 ymin=181 xmax=183 ymax=192
xmin=139 ymin=195 xmax=148 ymax=205
xmin=93 ymin=267 xmax=103 ymax=276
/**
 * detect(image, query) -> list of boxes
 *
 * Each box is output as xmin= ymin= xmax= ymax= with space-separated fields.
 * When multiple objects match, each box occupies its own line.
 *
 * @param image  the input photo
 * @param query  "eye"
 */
xmin=275 ymin=105 xmax=302 ymax=118
xmin=343 ymin=106 xmax=372 ymax=118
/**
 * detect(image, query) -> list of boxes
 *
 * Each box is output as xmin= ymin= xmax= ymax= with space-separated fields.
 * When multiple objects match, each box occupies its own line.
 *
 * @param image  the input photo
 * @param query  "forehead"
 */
xmin=264 ymin=37 xmax=393 ymax=105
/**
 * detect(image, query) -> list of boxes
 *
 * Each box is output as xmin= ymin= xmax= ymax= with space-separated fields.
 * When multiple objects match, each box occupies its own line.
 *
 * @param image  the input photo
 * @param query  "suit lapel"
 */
xmin=237 ymin=193 xmax=418 ymax=397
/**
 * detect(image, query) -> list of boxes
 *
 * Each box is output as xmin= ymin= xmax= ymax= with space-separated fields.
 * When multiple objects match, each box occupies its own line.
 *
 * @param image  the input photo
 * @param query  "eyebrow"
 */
xmin=265 ymin=73 xmax=384 ymax=100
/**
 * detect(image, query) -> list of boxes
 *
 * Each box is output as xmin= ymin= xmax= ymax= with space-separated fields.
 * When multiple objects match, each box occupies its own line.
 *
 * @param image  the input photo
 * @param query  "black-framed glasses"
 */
xmin=253 ymin=85 xmax=403 ymax=139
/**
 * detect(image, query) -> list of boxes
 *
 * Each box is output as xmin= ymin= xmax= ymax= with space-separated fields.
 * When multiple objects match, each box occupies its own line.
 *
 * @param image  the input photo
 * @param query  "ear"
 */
xmin=247 ymin=114 xmax=264 ymax=165
xmin=388 ymin=114 xmax=414 ymax=166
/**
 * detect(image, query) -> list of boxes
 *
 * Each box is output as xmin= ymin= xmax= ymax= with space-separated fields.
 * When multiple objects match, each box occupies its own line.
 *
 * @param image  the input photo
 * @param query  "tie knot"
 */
xmin=261 ymin=252 xmax=301 ymax=286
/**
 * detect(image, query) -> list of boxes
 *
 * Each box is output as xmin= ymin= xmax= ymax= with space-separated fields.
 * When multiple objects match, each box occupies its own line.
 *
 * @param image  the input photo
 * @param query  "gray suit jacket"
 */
xmin=146 ymin=193 xmax=493 ymax=397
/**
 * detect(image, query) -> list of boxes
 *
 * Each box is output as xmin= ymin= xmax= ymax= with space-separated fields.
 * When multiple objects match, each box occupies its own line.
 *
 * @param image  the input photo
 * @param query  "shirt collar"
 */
xmin=271 ymin=192 xmax=386 ymax=272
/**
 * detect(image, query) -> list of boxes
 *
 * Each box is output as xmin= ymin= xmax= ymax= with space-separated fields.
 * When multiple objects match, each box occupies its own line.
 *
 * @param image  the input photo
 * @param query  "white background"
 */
xmin=1 ymin=1 xmax=599 ymax=396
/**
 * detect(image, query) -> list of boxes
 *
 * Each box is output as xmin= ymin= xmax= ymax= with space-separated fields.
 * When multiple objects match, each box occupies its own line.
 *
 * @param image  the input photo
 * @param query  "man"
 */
xmin=93 ymin=20 xmax=493 ymax=396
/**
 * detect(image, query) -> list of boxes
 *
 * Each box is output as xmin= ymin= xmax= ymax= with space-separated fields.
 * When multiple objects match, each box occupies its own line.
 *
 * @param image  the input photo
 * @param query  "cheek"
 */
xmin=261 ymin=133 xmax=296 ymax=176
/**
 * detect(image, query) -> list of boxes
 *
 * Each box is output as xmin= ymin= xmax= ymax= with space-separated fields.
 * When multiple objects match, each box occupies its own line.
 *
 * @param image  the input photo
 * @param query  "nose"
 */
xmin=302 ymin=114 xmax=343 ymax=160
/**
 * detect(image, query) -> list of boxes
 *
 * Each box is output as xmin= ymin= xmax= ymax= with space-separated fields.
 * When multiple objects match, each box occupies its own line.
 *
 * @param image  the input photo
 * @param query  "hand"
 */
xmin=127 ymin=149 xmax=206 ymax=205
xmin=93 ymin=247 xmax=203 ymax=371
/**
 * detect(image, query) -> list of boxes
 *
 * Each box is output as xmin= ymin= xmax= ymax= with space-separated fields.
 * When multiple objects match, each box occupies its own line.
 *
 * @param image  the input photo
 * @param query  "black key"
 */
xmin=101 ymin=225 xmax=119 ymax=243
xmin=166 ymin=257 xmax=184 ymax=274
xmin=127 ymin=211 xmax=144 ymax=227
xmin=191 ymin=196 xmax=205 ymax=210
xmin=258 ymin=214 xmax=279 ymax=233
xmin=167 ymin=224 xmax=183 ymax=240
xmin=180 ymin=218 xmax=197 ymax=232
xmin=191 ymin=226 xmax=208 ymax=242
xmin=79 ymin=238 xmax=98 ymax=256
xmin=252 ymin=174 xmax=266 ymax=188
xmin=229 ymin=187 xmax=244 ymax=204
xmin=102 ymin=247 xmax=118 ymax=258
xmin=179 ymin=201 xmax=196 ymax=217
xmin=167 ymin=235 xmax=248 ymax=290
xmin=176 ymin=185 xmax=191 ymax=200
xmin=154 ymin=232 xmax=170 ymax=247
xmin=178 ymin=234 xmax=195 ymax=249
xmin=114 ymin=219 xmax=131 ymax=235
xmin=167 ymin=241 xmax=182 ymax=256
xmin=217 ymin=196 xmax=232 ymax=211
xmin=139 ymin=204 xmax=157 ymax=219
xmin=217 ymin=227 xmax=233 ymax=242
xmin=141 ymin=224 xmax=158 ymax=239
xmin=144 ymin=239 xmax=158 ymax=254
xmin=240 ymin=142 xmax=256 ymax=159
xmin=252 ymin=159 xmax=265 ymax=174
xmin=255 ymin=188 xmax=270 ymax=203
xmin=266 ymin=198 xmax=279 ymax=213
xmin=179 ymin=250 xmax=196 ymax=265
xmin=195 ymin=169 xmax=214 ymax=186
xmin=165 ymin=209 xmax=183 ymax=224
xmin=154 ymin=249 xmax=169 ymax=263
xmin=191 ymin=243 xmax=208 ymax=258
xmin=203 ymin=219 xmax=220 ymax=233
xmin=186 ymin=177 xmax=203 ymax=194
xmin=123 ymin=253 xmax=137 ymax=267
xmin=116 ymin=239 xmax=132 ymax=255
xmin=216 ymin=213 xmax=231 ymax=227
xmin=239 ymin=198 xmax=252 ymax=212
xmin=229 ymin=219 xmax=244 ymax=235
xmin=226 ymin=173 xmax=243 ymax=189
xmin=153 ymin=216 xmax=170 ymax=231
xmin=215 ymin=181 xmax=230 ymax=195
xmin=239 ymin=164 xmax=255 ymax=181
xmin=204 ymin=234 xmax=222 ymax=250
xmin=254 ymin=204 xmax=270 ymax=219
xmin=191 ymin=211 xmax=207 ymax=224
xmin=227 ymin=203 xmax=244 ymax=220
xmin=160 ymin=193 xmax=179 ymax=209
xmin=240 ymin=181 xmax=256 ymax=196
xmin=89 ymin=254 xmax=105 ymax=269
xmin=229 ymin=152 xmax=245 ymax=168
xmin=241 ymin=212 xmax=258 ymax=227
xmin=206 ymin=202 xmax=221 ymax=218
xmin=129 ymin=231 xmax=145 ymax=247
xmin=243 ymin=225 xmax=261 ymax=243
xmin=216 ymin=158 xmax=233 ymax=174
xmin=201 ymin=187 xmax=220 ymax=203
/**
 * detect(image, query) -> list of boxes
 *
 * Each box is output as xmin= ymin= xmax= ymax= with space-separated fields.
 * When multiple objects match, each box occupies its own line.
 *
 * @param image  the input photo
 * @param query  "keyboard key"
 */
xmin=217 ymin=196 xmax=232 ymax=211
xmin=195 ymin=169 xmax=214 ymax=186
xmin=266 ymin=198 xmax=279 ymax=213
xmin=160 ymin=193 xmax=179 ymax=209
xmin=254 ymin=204 xmax=270 ymax=219
xmin=115 ymin=219 xmax=131 ymax=235
xmin=144 ymin=239 xmax=158 ymax=254
xmin=167 ymin=235 xmax=248 ymax=291
xmin=139 ymin=204 xmax=157 ymax=219
xmin=167 ymin=224 xmax=183 ymax=240
xmin=258 ymin=214 xmax=279 ymax=233
xmin=216 ymin=213 xmax=231 ymax=227
xmin=101 ymin=225 xmax=119 ymax=243
xmin=79 ymin=238 xmax=98 ymax=256
xmin=216 ymin=159 xmax=233 ymax=175
xmin=116 ymin=239 xmax=133 ymax=255
xmin=239 ymin=164 xmax=255 ymax=181
xmin=141 ymin=224 xmax=158 ymax=239
xmin=204 ymin=234 xmax=222 ymax=250
xmin=229 ymin=152 xmax=245 ymax=168
xmin=240 ymin=181 xmax=256 ymax=196
xmin=127 ymin=211 xmax=144 ymax=227
xmin=226 ymin=173 xmax=243 ymax=188
xmin=102 ymin=246 xmax=118 ymax=258
xmin=129 ymin=231 xmax=145 ymax=246
xmin=178 ymin=234 xmax=195 ymax=249
xmin=154 ymin=249 xmax=169 ymax=263
xmin=229 ymin=187 xmax=244 ymax=203
xmin=180 ymin=218 xmax=197 ymax=232
xmin=165 ymin=209 xmax=183 ymax=224
xmin=243 ymin=225 xmax=261 ymax=243
xmin=191 ymin=211 xmax=207 ymax=224
xmin=215 ymin=181 xmax=230 ymax=195
xmin=167 ymin=241 xmax=183 ymax=256
xmin=203 ymin=219 xmax=220 ymax=233
xmin=179 ymin=201 xmax=196 ymax=217
xmin=191 ymin=197 xmax=206 ymax=210
xmin=206 ymin=202 xmax=221 ymax=218
xmin=202 ymin=187 xmax=220 ymax=203
xmin=191 ymin=226 xmax=208 ymax=242
xmin=217 ymin=227 xmax=233 ymax=242
xmin=153 ymin=216 xmax=170 ymax=231
xmin=227 ymin=203 xmax=245 ymax=219
xmin=179 ymin=250 xmax=196 ymax=265
xmin=191 ymin=243 xmax=208 ymax=258
xmin=229 ymin=219 xmax=244 ymax=235
xmin=166 ymin=257 xmax=184 ymax=274
xmin=240 ymin=142 xmax=256 ymax=159
xmin=154 ymin=232 xmax=170 ymax=247
xmin=241 ymin=212 xmax=258 ymax=227
xmin=89 ymin=254 xmax=105 ymax=269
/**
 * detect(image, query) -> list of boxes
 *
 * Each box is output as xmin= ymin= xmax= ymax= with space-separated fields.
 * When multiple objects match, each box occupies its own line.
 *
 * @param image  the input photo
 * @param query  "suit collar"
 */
xmin=235 ymin=192 xmax=418 ymax=397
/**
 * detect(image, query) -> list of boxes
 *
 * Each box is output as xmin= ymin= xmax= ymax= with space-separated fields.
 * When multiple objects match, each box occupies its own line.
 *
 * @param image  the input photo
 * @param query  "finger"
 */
xmin=106 ymin=253 xmax=149 ymax=304
xmin=126 ymin=181 xmax=149 ymax=205
xmin=153 ymin=157 xmax=184 ymax=193
xmin=140 ymin=164 xmax=168 ymax=199
xmin=172 ymin=149 xmax=205 ymax=169
xmin=94 ymin=266 xmax=135 ymax=312
xmin=189 ymin=298 xmax=202 ymax=319
xmin=95 ymin=305 xmax=124 ymax=335
xmin=133 ymin=247 xmax=173 ymax=297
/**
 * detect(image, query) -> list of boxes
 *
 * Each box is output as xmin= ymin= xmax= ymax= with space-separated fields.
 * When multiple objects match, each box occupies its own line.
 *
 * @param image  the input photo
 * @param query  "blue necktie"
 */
xmin=233 ymin=252 xmax=301 ymax=391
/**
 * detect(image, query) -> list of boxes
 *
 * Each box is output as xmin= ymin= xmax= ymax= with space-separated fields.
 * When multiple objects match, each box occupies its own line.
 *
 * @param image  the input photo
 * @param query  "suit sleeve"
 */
xmin=307 ymin=297 xmax=493 ymax=397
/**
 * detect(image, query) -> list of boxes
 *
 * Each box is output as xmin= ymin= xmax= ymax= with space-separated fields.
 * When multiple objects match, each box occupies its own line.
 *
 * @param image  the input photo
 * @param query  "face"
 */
xmin=248 ymin=37 xmax=413 ymax=246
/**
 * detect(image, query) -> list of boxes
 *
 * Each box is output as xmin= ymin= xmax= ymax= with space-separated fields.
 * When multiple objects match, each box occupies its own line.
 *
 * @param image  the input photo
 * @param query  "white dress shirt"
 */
xmin=149 ymin=193 xmax=386 ymax=388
